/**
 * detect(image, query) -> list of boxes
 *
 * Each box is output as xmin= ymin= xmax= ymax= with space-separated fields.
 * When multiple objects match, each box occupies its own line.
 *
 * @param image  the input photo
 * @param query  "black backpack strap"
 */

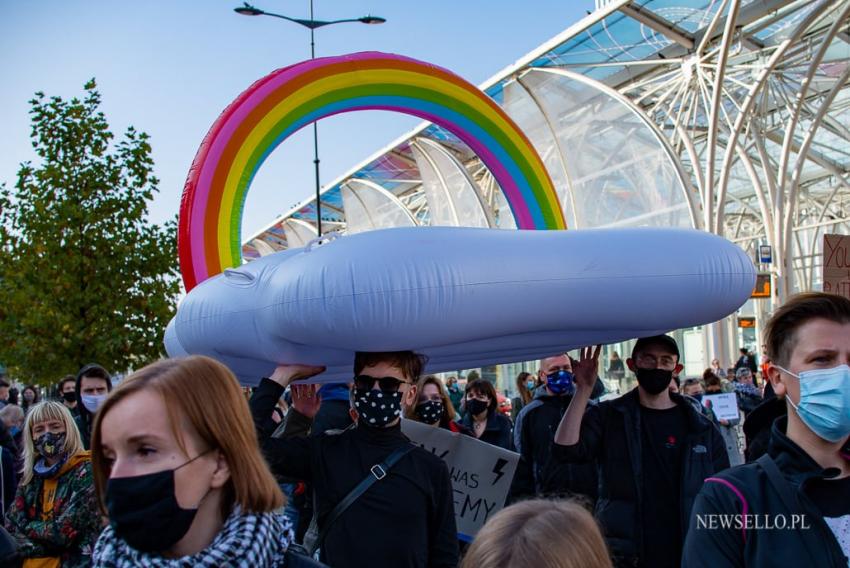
xmin=311 ymin=443 xmax=415 ymax=554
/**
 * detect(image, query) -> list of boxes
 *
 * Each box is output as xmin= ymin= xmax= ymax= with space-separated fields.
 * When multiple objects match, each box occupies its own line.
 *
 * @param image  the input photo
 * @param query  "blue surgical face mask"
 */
xmin=526 ymin=380 xmax=536 ymax=391
xmin=546 ymin=370 xmax=575 ymax=396
xmin=776 ymin=364 xmax=850 ymax=443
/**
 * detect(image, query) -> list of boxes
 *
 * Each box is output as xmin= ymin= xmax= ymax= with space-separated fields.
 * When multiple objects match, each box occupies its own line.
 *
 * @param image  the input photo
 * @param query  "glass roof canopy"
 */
xmin=244 ymin=0 xmax=850 ymax=304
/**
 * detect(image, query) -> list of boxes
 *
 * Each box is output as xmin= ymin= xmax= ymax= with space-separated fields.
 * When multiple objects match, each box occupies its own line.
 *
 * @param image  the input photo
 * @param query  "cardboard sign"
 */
xmin=823 ymin=234 xmax=850 ymax=299
xmin=401 ymin=419 xmax=519 ymax=542
xmin=702 ymin=393 xmax=740 ymax=422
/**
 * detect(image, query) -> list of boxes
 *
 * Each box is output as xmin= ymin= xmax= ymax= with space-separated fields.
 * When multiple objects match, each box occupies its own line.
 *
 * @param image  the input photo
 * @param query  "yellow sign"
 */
xmin=751 ymin=273 xmax=771 ymax=299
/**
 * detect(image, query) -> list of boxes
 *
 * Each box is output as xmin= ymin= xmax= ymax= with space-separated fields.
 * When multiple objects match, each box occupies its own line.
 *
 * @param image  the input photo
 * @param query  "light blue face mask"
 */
xmin=776 ymin=364 xmax=850 ymax=443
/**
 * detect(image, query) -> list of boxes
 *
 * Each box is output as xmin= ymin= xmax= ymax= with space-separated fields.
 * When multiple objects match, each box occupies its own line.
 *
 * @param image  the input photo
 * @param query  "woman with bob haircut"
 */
xmin=405 ymin=376 xmax=470 ymax=434
xmin=5 ymin=401 xmax=102 ymax=567
xmin=459 ymin=379 xmax=513 ymax=450
xmin=90 ymin=356 xmax=293 ymax=567
xmin=461 ymin=499 xmax=612 ymax=568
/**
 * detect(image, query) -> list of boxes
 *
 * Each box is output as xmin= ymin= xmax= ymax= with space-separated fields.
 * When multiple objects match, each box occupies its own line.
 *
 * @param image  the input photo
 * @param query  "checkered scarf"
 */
xmin=93 ymin=506 xmax=293 ymax=568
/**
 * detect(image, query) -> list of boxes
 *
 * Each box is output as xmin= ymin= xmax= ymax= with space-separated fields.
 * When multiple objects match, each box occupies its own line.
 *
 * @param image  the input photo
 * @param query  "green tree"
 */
xmin=0 ymin=80 xmax=179 ymax=384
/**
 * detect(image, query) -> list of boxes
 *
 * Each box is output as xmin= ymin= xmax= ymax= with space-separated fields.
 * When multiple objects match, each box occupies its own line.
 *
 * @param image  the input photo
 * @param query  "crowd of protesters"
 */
xmin=0 ymin=291 xmax=846 ymax=567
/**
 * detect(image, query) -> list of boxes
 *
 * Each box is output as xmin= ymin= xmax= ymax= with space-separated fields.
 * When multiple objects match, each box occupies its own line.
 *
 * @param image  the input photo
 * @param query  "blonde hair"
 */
xmin=461 ymin=499 xmax=612 ymax=568
xmin=91 ymin=356 xmax=283 ymax=516
xmin=21 ymin=401 xmax=85 ymax=485
xmin=405 ymin=375 xmax=457 ymax=424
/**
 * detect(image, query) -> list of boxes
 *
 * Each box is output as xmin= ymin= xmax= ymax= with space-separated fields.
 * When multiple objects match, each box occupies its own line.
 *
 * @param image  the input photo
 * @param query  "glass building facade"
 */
xmin=242 ymin=0 xmax=850 ymax=397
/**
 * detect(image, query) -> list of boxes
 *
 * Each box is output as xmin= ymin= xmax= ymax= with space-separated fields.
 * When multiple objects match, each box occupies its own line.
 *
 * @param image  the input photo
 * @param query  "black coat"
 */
xmin=682 ymin=416 xmax=848 ymax=567
xmin=459 ymin=410 xmax=513 ymax=451
xmin=510 ymin=392 xmax=597 ymax=501
xmin=549 ymin=389 xmax=730 ymax=566
xmin=250 ymin=379 xmax=459 ymax=568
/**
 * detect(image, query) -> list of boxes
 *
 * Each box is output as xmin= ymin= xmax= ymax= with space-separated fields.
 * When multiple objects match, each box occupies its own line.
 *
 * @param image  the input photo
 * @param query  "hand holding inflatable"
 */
xmin=269 ymin=364 xmax=326 ymax=388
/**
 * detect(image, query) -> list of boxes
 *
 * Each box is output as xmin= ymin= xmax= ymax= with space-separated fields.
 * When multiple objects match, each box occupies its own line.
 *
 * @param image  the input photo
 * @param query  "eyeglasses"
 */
xmin=353 ymin=375 xmax=410 ymax=393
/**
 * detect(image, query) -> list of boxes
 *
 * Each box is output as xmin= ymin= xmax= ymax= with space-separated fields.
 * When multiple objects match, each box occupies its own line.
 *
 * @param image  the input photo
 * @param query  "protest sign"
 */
xmin=401 ymin=419 xmax=519 ymax=541
xmin=823 ymin=234 xmax=850 ymax=299
xmin=702 ymin=393 xmax=739 ymax=421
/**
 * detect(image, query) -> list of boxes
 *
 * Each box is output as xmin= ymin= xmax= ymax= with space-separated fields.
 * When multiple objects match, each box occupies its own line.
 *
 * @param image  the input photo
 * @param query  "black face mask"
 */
xmin=635 ymin=368 xmax=673 ymax=395
xmin=466 ymin=398 xmax=489 ymax=416
xmin=62 ymin=391 xmax=77 ymax=403
xmin=106 ymin=452 xmax=210 ymax=553
xmin=353 ymin=388 xmax=402 ymax=427
xmin=415 ymin=400 xmax=444 ymax=424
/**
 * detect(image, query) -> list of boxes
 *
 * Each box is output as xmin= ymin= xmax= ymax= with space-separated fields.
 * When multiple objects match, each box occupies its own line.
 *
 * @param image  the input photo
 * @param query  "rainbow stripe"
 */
xmin=179 ymin=52 xmax=564 ymax=290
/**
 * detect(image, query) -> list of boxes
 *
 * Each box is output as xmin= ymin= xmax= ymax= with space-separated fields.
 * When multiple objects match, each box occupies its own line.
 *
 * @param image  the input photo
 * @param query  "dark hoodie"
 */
xmin=683 ymin=416 xmax=849 ymax=567
xmin=511 ymin=380 xmax=605 ymax=501
xmin=74 ymin=364 xmax=113 ymax=449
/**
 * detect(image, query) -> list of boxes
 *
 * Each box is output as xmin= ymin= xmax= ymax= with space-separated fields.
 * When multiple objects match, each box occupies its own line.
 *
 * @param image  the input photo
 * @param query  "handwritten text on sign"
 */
xmin=824 ymin=234 xmax=850 ymax=299
xmin=401 ymin=419 xmax=519 ymax=541
xmin=702 ymin=392 xmax=740 ymax=422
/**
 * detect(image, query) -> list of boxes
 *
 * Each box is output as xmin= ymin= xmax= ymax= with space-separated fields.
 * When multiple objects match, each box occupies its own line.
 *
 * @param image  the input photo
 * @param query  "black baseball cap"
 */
xmin=632 ymin=335 xmax=680 ymax=359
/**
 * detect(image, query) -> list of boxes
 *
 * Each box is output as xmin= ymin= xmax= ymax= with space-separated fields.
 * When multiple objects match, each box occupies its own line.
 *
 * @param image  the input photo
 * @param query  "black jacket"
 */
xmin=510 ymin=392 xmax=597 ymax=501
xmin=458 ymin=410 xmax=513 ymax=451
xmin=682 ymin=416 xmax=848 ymax=567
xmin=250 ymin=379 xmax=459 ymax=568
xmin=549 ymin=389 xmax=730 ymax=566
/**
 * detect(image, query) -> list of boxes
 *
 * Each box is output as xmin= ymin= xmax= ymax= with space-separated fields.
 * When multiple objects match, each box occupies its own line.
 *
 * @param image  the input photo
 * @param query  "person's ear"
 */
xmin=767 ymin=364 xmax=786 ymax=398
xmin=210 ymin=451 xmax=231 ymax=489
xmin=626 ymin=358 xmax=637 ymax=372
xmin=674 ymin=363 xmax=684 ymax=375
xmin=405 ymin=384 xmax=418 ymax=408
xmin=538 ymin=370 xmax=546 ymax=382
xmin=349 ymin=407 xmax=359 ymax=423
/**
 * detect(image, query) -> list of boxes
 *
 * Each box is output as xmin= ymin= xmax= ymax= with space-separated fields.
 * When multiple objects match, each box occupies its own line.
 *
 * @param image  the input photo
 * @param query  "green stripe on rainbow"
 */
xmin=180 ymin=52 xmax=564 ymax=291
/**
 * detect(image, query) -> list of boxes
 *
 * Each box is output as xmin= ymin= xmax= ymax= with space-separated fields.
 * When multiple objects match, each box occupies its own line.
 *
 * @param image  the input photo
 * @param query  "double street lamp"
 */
xmin=234 ymin=2 xmax=386 ymax=236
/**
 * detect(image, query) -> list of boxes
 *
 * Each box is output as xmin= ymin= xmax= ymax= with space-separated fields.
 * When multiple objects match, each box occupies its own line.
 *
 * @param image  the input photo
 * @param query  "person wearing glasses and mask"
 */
xmin=249 ymin=351 xmax=459 ymax=568
xmin=511 ymin=354 xmax=603 ymax=501
xmin=684 ymin=293 xmax=850 ymax=567
xmin=551 ymin=337 xmax=729 ymax=568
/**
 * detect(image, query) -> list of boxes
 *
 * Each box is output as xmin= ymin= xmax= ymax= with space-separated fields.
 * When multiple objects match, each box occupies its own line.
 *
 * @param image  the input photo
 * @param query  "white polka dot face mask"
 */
xmin=353 ymin=388 xmax=403 ymax=427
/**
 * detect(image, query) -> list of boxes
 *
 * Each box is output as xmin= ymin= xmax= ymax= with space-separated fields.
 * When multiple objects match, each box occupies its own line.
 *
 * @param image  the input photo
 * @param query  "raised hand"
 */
xmin=291 ymin=383 xmax=322 ymax=419
xmin=572 ymin=345 xmax=602 ymax=391
xmin=269 ymin=363 xmax=326 ymax=387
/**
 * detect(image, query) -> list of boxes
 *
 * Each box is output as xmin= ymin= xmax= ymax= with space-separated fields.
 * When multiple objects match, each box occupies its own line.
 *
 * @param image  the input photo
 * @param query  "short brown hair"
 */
xmin=765 ymin=292 xmax=850 ymax=366
xmin=465 ymin=379 xmax=498 ymax=413
xmin=461 ymin=499 xmax=612 ymax=568
xmin=91 ymin=356 xmax=283 ymax=516
xmin=353 ymin=351 xmax=427 ymax=381
xmin=405 ymin=375 xmax=456 ymax=424
xmin=58 ymin=375 xmax=76 ymax=391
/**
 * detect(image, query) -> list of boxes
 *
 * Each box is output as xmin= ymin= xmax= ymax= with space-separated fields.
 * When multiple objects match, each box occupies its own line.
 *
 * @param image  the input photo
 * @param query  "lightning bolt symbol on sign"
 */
xmin=492 ymin=458 xmax=509 ymax=485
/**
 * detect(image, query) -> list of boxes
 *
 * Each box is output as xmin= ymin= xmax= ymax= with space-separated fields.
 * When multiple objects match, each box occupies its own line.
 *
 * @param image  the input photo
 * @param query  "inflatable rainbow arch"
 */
xmin=179 ymin=52 xmax=564 ymax=290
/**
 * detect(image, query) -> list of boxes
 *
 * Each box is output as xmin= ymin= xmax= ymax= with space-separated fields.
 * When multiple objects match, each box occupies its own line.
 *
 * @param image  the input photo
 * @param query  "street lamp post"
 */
xmin=235 ymin=2 xmax=386 ymax=236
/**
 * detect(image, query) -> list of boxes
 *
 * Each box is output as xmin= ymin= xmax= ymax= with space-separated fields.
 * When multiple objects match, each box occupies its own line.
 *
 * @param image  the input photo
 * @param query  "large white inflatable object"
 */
xmin=165 ymin=227 xmax=756 ymax=385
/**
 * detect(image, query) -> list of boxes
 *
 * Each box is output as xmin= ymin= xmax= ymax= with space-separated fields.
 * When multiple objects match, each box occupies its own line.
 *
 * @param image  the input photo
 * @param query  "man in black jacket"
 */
xmin=683 ymin=292 xmax=850 ymax=567
xmin=551 ymin=336 xmax=729 ymax=568
xmin=250 ymin=351 xmax=459 ymax=568
xmin=510 ymin=353 xmax=600 ymax=501
xmin=74 ymin=364 xmax=112 ymax=449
